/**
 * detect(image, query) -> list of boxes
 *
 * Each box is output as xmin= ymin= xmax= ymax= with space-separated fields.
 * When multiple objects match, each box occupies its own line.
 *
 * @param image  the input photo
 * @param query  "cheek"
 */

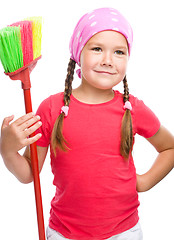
xmin=80 ymin=54 xmax=96 ymax=75
xmin=117 ymin=59 xmax=128 ymax=74
xmin=80 ymin=49 xmax=99 ymax=67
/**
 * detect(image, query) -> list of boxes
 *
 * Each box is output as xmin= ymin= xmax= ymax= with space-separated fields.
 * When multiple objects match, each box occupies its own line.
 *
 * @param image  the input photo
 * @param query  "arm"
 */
xmin=0 ymin=113 xmax=48 ymax=184
xmin=136 ymin=126 xmax=174 ymax=192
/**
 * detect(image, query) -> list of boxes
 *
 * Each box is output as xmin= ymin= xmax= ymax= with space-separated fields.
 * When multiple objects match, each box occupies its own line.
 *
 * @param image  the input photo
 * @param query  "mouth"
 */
xmin=94 ymin=70 xmax=116 ymax=75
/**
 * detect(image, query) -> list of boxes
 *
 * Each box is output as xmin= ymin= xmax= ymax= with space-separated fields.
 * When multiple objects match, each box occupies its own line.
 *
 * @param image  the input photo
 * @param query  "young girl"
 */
xmin=1 ymin=7 xmax=174 ymax=240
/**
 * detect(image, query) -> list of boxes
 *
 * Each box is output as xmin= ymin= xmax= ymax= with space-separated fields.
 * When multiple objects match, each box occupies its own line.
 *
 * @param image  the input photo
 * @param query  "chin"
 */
xmin=95 ymin=81 xmax=121 ymax=90
xmin=93 ymin=84 xmax=115 ymax=90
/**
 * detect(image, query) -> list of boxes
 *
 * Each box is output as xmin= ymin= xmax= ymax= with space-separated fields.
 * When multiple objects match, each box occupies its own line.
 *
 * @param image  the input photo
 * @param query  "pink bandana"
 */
xmin=69 ymin=7 xmax=133 ymax=78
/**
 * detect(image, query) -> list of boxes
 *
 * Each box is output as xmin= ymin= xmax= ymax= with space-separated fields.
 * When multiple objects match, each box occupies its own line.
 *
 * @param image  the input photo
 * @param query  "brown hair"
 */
xmin=51 ymin=58 xmax=76 ymax=155
xmin=120 ymin=76 xmax=133 ymax=159
xmin=51 ymin=60 xmax=133 ymax=159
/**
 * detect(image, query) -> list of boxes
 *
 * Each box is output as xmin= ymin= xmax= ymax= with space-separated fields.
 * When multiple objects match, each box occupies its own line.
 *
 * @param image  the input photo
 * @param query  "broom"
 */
xmin=0 ymin=17 xmax=45 ymax=240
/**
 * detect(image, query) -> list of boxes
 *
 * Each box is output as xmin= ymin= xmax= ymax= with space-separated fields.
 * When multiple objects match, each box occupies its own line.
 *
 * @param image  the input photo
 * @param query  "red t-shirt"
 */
xmin=36 ymin=90 xmax=160 ymax=240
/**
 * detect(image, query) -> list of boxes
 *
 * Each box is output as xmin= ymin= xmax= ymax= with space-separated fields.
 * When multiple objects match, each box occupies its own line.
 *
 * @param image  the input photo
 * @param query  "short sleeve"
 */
xmin=35 ymin=97 xmax=52 ymax=147
xmin=132 ymin=97 xmax=161 ymax=138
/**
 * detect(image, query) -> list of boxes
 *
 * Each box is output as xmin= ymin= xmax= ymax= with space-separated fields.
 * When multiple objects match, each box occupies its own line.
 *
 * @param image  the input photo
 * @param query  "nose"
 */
xmin=101 ymin=51 xmax=113 ymax=67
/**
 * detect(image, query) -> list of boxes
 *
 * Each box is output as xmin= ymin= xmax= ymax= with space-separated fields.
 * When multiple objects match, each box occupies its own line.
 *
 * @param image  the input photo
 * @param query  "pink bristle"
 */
xmin=11 ymin=21 xmax=33 ymax=66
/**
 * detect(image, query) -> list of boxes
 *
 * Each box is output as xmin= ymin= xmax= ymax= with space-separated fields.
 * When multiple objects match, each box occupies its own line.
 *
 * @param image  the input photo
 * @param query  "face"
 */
xmin=80 ymin=30 xmax=129 ymax=91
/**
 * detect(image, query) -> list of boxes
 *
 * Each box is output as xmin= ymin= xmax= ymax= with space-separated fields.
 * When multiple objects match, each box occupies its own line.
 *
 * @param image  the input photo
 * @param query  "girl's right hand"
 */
xmin=0 ymin=113 xmax=42 ymax=156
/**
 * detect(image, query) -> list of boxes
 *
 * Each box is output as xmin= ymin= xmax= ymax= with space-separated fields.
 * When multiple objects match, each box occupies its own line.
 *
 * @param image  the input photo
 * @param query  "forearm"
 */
xmin=1 ymin=149 xmax=33 ymax=184
xmin=137 ymin=149 xmax=174 ymax=192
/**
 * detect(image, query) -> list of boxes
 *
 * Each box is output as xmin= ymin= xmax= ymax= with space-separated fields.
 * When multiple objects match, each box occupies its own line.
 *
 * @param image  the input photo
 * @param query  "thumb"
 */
xmin=1 ymin=115 xmax=14 ymax=129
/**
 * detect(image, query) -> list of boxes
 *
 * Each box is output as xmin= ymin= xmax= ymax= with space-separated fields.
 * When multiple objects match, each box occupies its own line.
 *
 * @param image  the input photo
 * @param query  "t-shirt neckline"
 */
xmin=71 ymin=90 xmax=118 ymax=107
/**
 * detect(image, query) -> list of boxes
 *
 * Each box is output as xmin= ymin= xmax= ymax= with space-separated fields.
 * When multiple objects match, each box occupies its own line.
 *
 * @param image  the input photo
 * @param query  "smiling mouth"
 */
xmin=94 ymin=70 xmax=116 ymax=75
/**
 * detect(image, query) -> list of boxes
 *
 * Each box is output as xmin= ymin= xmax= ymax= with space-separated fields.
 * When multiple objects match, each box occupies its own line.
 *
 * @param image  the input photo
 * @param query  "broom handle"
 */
xmin=7 ymin=63 xmax=46 ymax=239
xmin=23 ymin=89 xmax=46 ymax=240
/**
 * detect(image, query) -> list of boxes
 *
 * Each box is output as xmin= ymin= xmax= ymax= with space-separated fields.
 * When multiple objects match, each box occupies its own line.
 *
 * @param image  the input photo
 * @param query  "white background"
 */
xmin=0 ymin=0 xmax=174 ymax=239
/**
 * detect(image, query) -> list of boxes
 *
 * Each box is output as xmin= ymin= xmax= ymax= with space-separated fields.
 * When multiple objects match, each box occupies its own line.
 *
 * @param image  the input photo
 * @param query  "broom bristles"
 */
xmin=0 ymin=17 xmax=42 ymax=73
xmin=26 ymin=17 xmax=42 ymax=60
xmin=0 ymin=26 xmax=23 ymax=73
xmin=11 ymin=21 xmax=33 ymax=66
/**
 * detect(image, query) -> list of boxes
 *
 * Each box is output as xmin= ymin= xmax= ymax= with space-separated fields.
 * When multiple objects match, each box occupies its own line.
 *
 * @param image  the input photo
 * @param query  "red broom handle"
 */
xmin=23 ymin=89 xmax=46 ymax=240
xmin=6 ymin=60 xmax=46 ymax=240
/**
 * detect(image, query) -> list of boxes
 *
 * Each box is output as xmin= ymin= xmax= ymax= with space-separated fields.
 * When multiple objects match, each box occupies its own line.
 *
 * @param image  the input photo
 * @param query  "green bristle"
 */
xmin=0 ymin=26 xmax=23 ymax=73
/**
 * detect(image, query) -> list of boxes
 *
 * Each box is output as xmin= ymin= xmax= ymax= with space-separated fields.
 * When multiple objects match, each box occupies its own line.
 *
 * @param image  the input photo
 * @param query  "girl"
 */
xmin=1 ymin=7 xmax=174 ymax=240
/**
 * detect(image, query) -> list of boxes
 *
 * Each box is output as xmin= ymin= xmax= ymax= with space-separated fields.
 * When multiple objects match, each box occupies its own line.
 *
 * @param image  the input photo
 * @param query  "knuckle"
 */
xmin=36 ymin=133 xmax=42 ymax=140
xmin=24 ymin=121 xmax=41 ymax=137
xmin=27 ymin=137 xmax=36 ymax=145
xmin=25 ymin=128 xmax=32 ymax=136
xmin=26 ymin=138 xmax=32 ymax=146
xmin=26 ymin=127 xmax=34 ymax=136
xmin=28 ymin=112 xmax=35 ymax=120
xmin=20 ymin=115 xmax=26 ymax=122
xmin=21 ymin=113 xmax=33 ymax=121
xmin=34 ymin=115 xmax=40 ymax=122
xmin=24 ymin=121 xmax=30 ymax=129
xmin=36 ymin=121 xmax=42 ymax=128
xmin=32 ymin=121 xmax=42 ymax=131
xmin=10 ymin=124 xmax=16 ymax=133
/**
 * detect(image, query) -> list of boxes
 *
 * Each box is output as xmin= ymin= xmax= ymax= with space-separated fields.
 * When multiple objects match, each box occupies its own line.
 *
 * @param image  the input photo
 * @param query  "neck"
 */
xmin=72 ymin=82 xmax=114 ymax=104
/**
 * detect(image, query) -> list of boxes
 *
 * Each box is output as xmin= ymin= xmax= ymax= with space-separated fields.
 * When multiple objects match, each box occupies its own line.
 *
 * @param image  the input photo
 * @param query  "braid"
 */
xmin=64 ymin=59 xmax=76 ymax=106
xmin=120 ymin=76 xmax=133 ymax=160
xmin=123 ymin=76 xmax=129 ymax=103
xmin=51 ymin=58 xmax=76 ymax=155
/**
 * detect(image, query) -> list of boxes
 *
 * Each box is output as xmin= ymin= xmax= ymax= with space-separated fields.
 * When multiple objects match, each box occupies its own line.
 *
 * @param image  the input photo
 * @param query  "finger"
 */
xmin=25 ymin=133 xmax=42 ymax=146
xmin=19 ymin=115 xmax=41 ymax=131
xmin=1 ymin=115 xmax=14 ymax=129
xmin=14 ymin=112 xmax=35 ymax=126
xmin=23 ymin=120 xmax=42 ymax=137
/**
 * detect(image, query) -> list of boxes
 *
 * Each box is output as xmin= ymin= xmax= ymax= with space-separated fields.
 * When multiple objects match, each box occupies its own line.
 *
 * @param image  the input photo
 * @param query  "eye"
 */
xmin=115 ymin=50 xmax=125 ymax=55
xmin=92 ymin=47 xmax=102 ymax=52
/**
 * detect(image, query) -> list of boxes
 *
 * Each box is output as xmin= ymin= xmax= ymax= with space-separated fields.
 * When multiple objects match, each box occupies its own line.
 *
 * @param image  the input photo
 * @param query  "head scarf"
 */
xmin=69 ymin=7 xmax=133 ymax=78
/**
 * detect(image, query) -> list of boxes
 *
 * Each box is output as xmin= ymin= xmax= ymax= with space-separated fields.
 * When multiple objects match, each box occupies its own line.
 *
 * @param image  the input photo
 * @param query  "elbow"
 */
xmin=17 ymin=175 xmax=34 ymax=184
xmin=21 ymin=179 xmax=33 ymax=184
